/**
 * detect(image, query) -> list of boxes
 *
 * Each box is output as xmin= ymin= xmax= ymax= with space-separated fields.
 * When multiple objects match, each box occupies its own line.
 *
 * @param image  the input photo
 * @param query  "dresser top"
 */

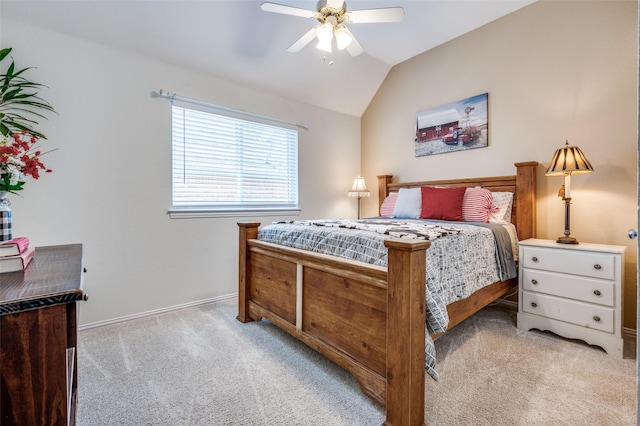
xmin=519 ymin=238 xmax=626 ymax=254
xmin=0 ymin=244 xmax=84 ymax=315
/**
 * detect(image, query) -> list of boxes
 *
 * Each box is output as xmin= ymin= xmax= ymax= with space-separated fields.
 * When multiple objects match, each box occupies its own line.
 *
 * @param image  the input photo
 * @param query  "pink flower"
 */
xmin=0 ymin=131 xmax=53 ymax=193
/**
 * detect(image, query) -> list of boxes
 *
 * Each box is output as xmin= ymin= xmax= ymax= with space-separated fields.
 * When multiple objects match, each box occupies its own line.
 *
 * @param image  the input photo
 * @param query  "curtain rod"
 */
xmin=154 ymin=89 xmax=310 ymax=131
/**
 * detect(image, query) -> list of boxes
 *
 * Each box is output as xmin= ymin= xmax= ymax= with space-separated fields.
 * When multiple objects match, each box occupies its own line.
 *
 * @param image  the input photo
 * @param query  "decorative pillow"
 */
xmin=420 ymin=186 xmax=466 ymax=221
xmin=462 ymin=187 xmax=495 ymax=223
xmin=380 ymin=192 xmax=398 ymax=218
xmin=489 ymin=192 xmax=514 ymax=224
xmin=392 ymin=188 xmax=422 ymax=219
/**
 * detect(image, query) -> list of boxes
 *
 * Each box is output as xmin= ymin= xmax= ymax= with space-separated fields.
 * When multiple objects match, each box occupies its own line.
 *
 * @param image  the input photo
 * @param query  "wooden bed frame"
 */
xmin=237 ymin=161 xmax=537 ymax=426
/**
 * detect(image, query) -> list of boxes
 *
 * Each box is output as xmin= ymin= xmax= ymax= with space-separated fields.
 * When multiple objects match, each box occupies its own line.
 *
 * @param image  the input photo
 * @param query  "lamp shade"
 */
xmin=545 ymin=140 xmax=594 ymax=176
xmin=316 ymin=22 xmax=334 ymax=53
xmin=348 ymin=176 xmax=370 ymax=198
xmin=334 ymin=26 xmax=352 ymax=50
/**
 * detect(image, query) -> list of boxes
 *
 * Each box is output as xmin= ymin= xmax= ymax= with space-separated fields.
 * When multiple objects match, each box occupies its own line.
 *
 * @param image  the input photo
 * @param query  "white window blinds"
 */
xmin=171 ymin=101 xmax=299 ymax=214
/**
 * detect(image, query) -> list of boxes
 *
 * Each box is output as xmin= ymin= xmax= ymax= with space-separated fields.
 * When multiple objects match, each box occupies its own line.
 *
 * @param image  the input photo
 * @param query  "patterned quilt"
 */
xmin=258 ymin=218 xmax=517 ymax=380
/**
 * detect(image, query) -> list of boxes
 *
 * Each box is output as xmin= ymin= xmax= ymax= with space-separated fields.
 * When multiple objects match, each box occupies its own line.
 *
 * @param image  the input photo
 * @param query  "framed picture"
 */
xmin=415 ymin=93 xmax=488 ymax=157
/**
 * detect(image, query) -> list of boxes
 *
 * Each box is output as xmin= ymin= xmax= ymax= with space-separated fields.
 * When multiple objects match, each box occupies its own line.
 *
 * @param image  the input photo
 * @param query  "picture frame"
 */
xmin=415 ymin=93 xmax=488 ymax=157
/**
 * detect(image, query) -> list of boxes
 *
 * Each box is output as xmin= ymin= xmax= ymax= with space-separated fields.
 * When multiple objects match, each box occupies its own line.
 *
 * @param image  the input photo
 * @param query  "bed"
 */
xmin=237 ymin=161 xmax=537 ymax=426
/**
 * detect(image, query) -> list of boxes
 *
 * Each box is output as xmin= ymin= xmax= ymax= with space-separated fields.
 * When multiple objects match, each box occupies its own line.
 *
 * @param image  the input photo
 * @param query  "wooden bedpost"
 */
xmin=377 ymin=175 xmax=393 ymax=211
xmin=514 ymin=162 xmax=538 ymax=241
xmin=384 ymin=238 xmax=431 ymax=426
xmin=237 ymin=222 xmax=260 ymax=323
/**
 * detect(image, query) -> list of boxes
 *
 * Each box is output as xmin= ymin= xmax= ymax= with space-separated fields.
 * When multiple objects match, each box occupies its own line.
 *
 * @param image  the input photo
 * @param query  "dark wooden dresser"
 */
xmin=0 ymin=244 xmax=85 ymax=426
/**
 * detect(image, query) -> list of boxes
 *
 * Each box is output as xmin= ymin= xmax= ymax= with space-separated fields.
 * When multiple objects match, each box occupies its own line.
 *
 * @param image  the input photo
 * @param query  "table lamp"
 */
xmin=545 ymin=140 xmax=594 ymax=244
xmin=348 ymin=176 xmax=370 ymax=219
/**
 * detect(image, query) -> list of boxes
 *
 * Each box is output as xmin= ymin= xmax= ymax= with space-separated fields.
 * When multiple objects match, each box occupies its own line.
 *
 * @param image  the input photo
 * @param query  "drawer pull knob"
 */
xmin=531 ymin=279 xmax=538 ymax=285
xmin=530 ymin=302 xmax=537 ymax=308
xmin=531 ymin=256 xmax=539 ymax=262
xmin=594 ymin=264 xmax=602 ymax=270
xmin=593 ymin=290 xmax=602 ymax=296
xmin=593 ymin=315 xmax=601 ymax=323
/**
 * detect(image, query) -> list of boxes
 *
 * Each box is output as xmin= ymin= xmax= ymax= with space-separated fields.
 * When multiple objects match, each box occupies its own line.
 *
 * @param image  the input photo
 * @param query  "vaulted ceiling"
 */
xmin=1 ymin=0 xmax=535 ymax=116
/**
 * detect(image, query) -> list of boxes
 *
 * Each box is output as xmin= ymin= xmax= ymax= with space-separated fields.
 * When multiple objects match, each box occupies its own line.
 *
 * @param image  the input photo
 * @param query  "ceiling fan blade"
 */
xmin=261 ymin=2 xmax=316 ymax=19
xmin=287 ymin=26 xmax=318 ymax=53
xmin=342 ymin=27 xmax=364 ymax=57
xmin=347 ymin=7 xmax=405 ymax=24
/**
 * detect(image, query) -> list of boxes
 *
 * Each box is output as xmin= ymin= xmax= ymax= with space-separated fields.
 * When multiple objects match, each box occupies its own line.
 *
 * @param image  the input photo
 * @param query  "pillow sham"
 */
xmin=380 ymin=192 xmax=398 ymax=218
xmin=420 ymin=186 xmax=466 ymax=221
xmin=489 ymin=192 xmax=514 ymax=224
xmin=462 ymin=187 xmax=494 ymax=223
xmin=392 ymin=188 xmax=422 ymax=219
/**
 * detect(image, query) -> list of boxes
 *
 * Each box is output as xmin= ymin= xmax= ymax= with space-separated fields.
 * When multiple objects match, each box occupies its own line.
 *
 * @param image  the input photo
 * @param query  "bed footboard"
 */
xmin=238 ymin=222 xmax=430 ymax=426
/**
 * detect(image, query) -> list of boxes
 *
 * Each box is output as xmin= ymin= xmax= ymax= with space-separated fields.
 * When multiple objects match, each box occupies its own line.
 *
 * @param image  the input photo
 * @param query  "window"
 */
xmin=169 ymin=100 xmax=299 ymax=218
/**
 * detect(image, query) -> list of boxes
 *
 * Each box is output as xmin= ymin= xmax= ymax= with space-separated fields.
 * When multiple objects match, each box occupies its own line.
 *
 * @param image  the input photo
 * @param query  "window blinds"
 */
xmin=171 ymin=101 xmax=299 ymax=211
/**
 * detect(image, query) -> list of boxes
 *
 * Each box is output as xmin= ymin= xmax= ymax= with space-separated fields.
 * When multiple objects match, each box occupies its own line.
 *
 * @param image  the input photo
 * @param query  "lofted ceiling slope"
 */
xmin=1 ymin=0 xmax=535 ymax=117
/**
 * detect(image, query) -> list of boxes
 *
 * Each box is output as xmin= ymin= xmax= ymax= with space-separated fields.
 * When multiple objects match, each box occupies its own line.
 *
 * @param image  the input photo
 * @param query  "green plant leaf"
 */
xmin=0 ymin=49 xmax=55 ymax=138
xmin=5 ymin=61 xmax=15 ymax=79
xmin=0 ymin=48 xmax=11 ymax=63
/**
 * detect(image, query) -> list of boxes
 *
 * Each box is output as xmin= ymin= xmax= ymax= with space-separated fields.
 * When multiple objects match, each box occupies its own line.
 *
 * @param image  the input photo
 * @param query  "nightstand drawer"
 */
xmin=521 ymin=269 xmax=614 ymax=307
xmin=521 ymin=291 xmax=614 ymax=333
xmin=522 ymin=246 xmax=615 ymax=280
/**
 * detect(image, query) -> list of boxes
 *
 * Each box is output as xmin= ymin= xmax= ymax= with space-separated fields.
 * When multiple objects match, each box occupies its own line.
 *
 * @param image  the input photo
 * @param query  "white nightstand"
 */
xmin=517 ymin=238 xmax=626 ymax=358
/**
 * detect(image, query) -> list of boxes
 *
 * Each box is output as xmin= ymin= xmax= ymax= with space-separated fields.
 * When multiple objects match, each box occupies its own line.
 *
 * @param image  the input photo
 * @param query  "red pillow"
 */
xmin=420 ymin=186 xmax=466 ymax=221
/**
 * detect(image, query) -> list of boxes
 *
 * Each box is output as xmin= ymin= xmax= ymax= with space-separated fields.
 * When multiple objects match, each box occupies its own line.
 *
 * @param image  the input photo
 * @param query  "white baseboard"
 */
xmin=80 ymin=293 xmax=639 ymax=343
xmin=79 ymin=293 xmax=238 ymax=331
xmin=623 ymin=327 xmax=637 ymax=342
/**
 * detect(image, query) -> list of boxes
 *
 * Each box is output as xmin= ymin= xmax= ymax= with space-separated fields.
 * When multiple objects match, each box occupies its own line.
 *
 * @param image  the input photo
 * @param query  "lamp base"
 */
xmin=556 ymin=236 xmax=579 ymax=244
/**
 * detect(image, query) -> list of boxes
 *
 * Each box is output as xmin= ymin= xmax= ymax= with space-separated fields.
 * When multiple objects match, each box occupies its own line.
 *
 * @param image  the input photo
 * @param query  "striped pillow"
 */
xmin=462 ymin=187 xmax=494 ymax=223
xmin=380 ymin=192 xmax=398 ymax=217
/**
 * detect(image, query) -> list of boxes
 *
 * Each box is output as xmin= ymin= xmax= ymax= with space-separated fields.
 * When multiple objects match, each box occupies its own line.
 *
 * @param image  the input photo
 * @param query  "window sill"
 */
xmin=167 ymin=208 xmax=302 ymax=219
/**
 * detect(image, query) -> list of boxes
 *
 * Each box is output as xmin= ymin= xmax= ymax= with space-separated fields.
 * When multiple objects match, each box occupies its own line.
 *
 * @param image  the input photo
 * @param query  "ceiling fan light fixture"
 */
xmin=334 ymin=26 xmax=352 ymax=50
xmin=261 ymin=1 xmax=405 ymax=57
xmin=316 ymin=38 xmax=333 ymax=53
xmin=315 ymin=22 xmax=334 ymax=52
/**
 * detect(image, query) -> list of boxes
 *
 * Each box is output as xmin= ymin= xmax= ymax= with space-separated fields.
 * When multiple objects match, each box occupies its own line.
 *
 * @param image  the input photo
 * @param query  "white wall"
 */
xmin=1 ymin=19 xmax=362 ymax=326
xmin=362 ymin=1 xmax=638 ymax=328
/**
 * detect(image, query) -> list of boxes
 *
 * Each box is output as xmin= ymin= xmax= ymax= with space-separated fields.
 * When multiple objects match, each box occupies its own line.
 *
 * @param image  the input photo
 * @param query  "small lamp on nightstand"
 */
xmin=348 ymin=176 xmax=370 ymax=219
xmin=545 ymin=140 xmax=594 ymax=244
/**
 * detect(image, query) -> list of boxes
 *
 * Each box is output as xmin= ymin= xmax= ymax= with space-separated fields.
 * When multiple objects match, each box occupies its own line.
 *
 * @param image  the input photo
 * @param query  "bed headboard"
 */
xmin=377 ymin=161 xmax=538 ymax=241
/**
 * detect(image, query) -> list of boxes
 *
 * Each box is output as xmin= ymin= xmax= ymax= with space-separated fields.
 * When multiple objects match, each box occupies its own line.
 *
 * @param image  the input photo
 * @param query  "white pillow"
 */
xmin=489 ymin=192 xmax=514 ymax=224
xmin=392 ymin=187 xmax=422 ymax=219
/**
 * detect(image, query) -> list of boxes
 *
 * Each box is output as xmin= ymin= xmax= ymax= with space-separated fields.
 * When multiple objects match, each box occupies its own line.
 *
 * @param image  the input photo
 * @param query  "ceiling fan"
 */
xmin=261 ymin=0 xmax=404 ymax=57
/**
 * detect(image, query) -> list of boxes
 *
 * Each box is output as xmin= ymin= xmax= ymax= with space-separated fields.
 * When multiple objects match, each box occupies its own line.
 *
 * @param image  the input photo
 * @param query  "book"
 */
xmin=0 ymin=245 xmax=35 ymax=273
xmin=0 ymin=237 xmax=30 ymax=257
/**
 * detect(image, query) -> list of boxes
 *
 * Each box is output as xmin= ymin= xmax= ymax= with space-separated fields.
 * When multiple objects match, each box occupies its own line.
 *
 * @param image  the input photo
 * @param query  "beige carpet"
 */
xmin=77 ymin=299 xmax=636 ymax=425
xmin=425 ymin=306 xmax=636 ymax=425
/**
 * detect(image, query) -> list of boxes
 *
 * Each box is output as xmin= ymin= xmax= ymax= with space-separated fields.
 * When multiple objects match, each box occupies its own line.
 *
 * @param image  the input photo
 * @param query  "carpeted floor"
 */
xmin=77 ymin=299 xmax=636 ymax=425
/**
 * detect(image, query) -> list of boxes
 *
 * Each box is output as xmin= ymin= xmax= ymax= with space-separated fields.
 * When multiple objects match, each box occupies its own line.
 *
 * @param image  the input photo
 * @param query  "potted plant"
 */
xmin=0 ymin=47 xmax=55 ymax=139
xmin=0 ymin=47 xmax=56 ymax=241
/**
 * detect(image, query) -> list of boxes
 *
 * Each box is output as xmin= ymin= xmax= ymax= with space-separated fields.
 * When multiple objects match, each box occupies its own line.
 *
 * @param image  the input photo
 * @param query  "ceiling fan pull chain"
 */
xmin=323 ymin=54 xmax=335 ymax=66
